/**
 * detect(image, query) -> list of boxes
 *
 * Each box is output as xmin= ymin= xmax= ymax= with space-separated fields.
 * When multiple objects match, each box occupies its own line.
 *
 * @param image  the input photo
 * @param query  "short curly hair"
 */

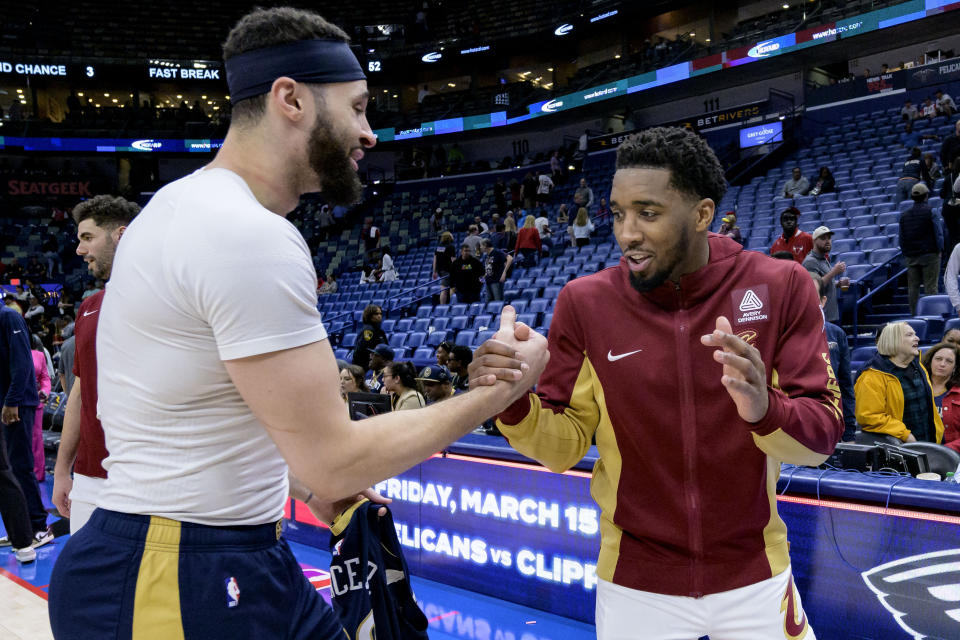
xmin=616 ymin=127 xmax=727 ymax=205
xmin=72 ymin=195 xmax=140 ymax=229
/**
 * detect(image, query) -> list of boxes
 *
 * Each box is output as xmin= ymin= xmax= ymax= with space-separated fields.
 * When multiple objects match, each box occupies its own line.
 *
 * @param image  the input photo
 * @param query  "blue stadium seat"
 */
xmin=542 ymin=312 xmax=553 ymax=331
xmin=474 ymin=330 xmax=496 ymax=346
xmin=869 ymin=248 xmax=900 ymax=265
xmin=334 ymin=348 xmax=349 ymax=360
xmin=916 ymin=295 xmax=955 ymax=318
xmin=341 ymin=333 xmax=358 ymax=348
xmin=396 ymin=318 xmax=414 ymax=332
xmin=849 ymin=214 xmax=875 ymax=228
xmin=472 ymin=314 xmax=493 ymax=330
xmin=831 ymin=238 xmax=858 ymax=253
xmin=845 ymin=264 xmax=874 ymax=281
xmin=416 ymin=305 xmax=433 ymax=319
xmin=389 ymin=347 xmax=406 ymax=360
xmin=450 ymin=304 xmax=468 ymax=316
xmin=449 ymin=315 xmax=469 ymax=331
xmin=876 ymin=212 xmax=900 ymax=226
xmin=847 ymin=206 xmax=870 ymax=220
xmin=468 ymin=302 xmax=485 ymax=316
xmin=872 ymin=202 xmax=895 ymax=215
xmin=836 ymin=251 xmax=866 ymax=265
xmin=883 ymin=223 xmax=899 ymax=236
xmin=851 ymin=346 xmax=878 ymax=369
xmin=389 ymin=333 xmax=407 ymax=348
xmin=517 ymin=313 xmax=538 ymax=327
xmin=485 ymin=301 xmax=505 ymax=315
xmin=412 ymin=318 xmax=431 ymax=333
xmin=405 ymin=332 xmax=426 ymax=349
xmin=425 ymin=330 xmax=449 ymax=347
xmin=530 ymin=298 xmax=552 ymax=314
xmin=510 ymin=299 xmax=529 ymax=313
xmin=431 ymin=317 xmax=449 ymax=331
xmin=944 ymin=318 xmax=960 ymax=335
xmin=433 ymin=304 xmax=451 ymax=317
xmin=543 ymin=286 xmax=562 ymax=299
xmin=380 ymin=319 xmax=396 ymax=333
xmin=455 ymin=330 xmax=476 ymax=347
xmin=859 ymin=236 xmax=889 ymax=252
xmin=520 ymin=288 xmax=540 ymax=302
xmin=412 ymin=347 xmax=436 ymax=366
xmin=853 ymin=225 xmax=881 ymax=240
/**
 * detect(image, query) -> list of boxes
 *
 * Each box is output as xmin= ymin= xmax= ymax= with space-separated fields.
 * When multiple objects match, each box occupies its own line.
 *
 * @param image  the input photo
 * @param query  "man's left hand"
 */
xmin=700 ymin=316 xmax=769 ymax=424
xmin=307 ymin=487 xmax=391 ymax=526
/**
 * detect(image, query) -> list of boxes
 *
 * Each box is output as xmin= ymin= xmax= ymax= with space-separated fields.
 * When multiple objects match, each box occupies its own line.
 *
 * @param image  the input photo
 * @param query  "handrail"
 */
xmin=850 ymin=251 xmax=905 ymax=344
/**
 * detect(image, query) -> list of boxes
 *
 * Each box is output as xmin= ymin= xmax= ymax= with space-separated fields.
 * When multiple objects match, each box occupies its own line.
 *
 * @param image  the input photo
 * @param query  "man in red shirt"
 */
xmin=769 ymin=207 xmax=813 ymax=263
xmin=52 ymin=195 xmax=139 ymax=533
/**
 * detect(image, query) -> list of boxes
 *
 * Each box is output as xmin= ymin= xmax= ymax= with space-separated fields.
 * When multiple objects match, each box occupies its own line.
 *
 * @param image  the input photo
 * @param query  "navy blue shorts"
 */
xmin=48 ymin=509 xmax=345 ymax=639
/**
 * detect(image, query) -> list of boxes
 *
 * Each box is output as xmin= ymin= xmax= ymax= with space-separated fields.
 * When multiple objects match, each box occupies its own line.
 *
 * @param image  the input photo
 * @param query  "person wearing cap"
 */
xmin=803 ymin=226 xmax=846 ymax=323
xmin=769 ymin=207 xmax=813 ymax=263
xmin=899 ymin=181 xmax=944 ymax=315
xmin=366 ymin=344 xmax=395 ymax=393
xmin=416 ymin=366 xmax=455 ymax=404
xmin=47 ymin=7 xmax=548 ymax=636
xmin=718 ymin=213 xmax=742 ymax=244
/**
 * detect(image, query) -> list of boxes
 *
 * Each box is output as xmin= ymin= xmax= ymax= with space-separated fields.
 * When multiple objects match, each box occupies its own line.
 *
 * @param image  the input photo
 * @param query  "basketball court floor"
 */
xmin=1 ymin=477 xmax=595 ymax=639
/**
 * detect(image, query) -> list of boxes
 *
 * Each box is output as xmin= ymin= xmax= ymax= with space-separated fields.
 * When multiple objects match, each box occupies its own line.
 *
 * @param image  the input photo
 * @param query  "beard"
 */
xmin=90 ymin=240 xmax=116 ymax=280
xmin=307 ymin=111 xmax=364 ymax=206
xmin=628 ymin=225 xmax=690 ymax=293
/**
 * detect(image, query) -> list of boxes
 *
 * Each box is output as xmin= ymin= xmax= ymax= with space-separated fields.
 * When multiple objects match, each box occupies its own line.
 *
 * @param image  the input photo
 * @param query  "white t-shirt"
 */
xmin=535 ymin=216 xmax=551 ymax=237
xmin=537 ymin=174 xmax=553 ymax=195
xmin=96 ymin=168 xmax=328 ymax=526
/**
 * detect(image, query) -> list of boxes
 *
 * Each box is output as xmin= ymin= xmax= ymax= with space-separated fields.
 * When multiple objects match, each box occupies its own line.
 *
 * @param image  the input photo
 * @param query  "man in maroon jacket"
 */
xmin=471 ymin=127 xmax=842 ymax=639
xmin=52 ymin=195 xmax=139 ymax=533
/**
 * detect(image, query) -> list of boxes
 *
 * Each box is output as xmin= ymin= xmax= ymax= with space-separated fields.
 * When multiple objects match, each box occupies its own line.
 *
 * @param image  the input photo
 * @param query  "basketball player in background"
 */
xmin=48 ymin=7 xmax=545 ymax=639
xmin=52 ymin=195 xmax=139 ymax=533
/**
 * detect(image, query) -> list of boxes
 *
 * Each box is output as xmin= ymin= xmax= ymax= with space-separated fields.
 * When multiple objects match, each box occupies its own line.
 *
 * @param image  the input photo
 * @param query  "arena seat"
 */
xmin=425 ymin=330 xmax=449 ymax=348
xmin=903 ymin=318 xmax=929 ymax=342
xmin=455 ymin=330 xmax=476 ymax=347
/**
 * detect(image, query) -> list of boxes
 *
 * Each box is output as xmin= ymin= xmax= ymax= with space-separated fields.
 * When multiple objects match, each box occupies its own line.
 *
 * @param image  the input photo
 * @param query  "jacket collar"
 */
xmin=621 ymin=233 xmax=742 ymax=311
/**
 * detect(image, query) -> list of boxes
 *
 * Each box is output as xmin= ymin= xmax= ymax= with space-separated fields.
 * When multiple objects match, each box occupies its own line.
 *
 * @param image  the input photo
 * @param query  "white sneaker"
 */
xmin=13 ymin=547 xmax=36 ymax=564
xmin=31 ymin=528 xmax=53 ymax=549
xmin=0 ymin=535 xmax=10 ymax=547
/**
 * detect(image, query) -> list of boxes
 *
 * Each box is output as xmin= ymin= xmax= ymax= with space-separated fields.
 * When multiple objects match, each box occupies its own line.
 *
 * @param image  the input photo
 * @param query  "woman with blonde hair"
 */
xmin=570 ymin=207 xmax=595 ymax=248
xmin=854 ymin=321 xmax=944 ymax=443
xmin=514 ymin=214 xmax=541 ymax=267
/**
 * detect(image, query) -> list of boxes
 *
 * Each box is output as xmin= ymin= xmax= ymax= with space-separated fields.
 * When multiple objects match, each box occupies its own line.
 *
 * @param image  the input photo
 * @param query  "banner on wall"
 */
xmin=807 ymin=70 xmax=906 ymax=106
xmin=905 ymin=57 xmax=960 ymax=89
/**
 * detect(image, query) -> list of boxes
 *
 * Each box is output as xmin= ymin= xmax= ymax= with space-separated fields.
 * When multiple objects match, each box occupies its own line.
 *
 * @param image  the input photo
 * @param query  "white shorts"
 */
xmin=596 ymin=567 xmax=816 ymax=640
xmin=68 ymin=473 xmax=106 ymax=535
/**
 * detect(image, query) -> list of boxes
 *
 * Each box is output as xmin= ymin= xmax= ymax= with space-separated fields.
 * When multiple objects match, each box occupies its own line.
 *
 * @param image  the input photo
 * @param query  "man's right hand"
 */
xmin=52 ymin=471 xmax=72 ymax=517
xmin=1 ymin=406 xmax=18 ymax=424
xmin=469 ymin=306 xmax=549 ymax=406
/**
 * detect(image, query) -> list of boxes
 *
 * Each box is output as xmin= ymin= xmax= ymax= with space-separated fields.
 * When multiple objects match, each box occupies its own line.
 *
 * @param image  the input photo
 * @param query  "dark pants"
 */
xmin=0 ymin=420 xmax=33 ymax=548
xmin=486 ymin=281 xmax=504 ymax=301
xmin=906 ymin=252 xmax=941 ymax=315
xmin=3 ymin=409 xmax=47 ymax=532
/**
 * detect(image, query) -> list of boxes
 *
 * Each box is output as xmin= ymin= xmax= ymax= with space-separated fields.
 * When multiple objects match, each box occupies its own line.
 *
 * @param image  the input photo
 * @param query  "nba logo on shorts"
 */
xmin=225 ymin=577 xmax=240 ymax=608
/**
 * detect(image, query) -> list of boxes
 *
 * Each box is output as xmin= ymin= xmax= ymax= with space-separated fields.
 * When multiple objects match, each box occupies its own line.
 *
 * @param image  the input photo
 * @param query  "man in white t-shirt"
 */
xmin=536 ymin=170 xmax=554 ymax=205
xmin=47 ymin=7 xmax=547 ymax=640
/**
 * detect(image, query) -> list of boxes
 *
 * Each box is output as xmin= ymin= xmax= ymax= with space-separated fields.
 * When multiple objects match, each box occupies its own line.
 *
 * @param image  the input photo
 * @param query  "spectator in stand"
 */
xmin=809 ymin=167 xmax=835 ymax=196
xmin=924 ymin=153 xmax=943 ymax=187
xmin=942 ymin=119 xmax=960 ymax=170
xmin=803 ymin=226 xmax=846 ymax=323
xmin=318 ymin=274 xmax=338 ymax=294
xmin=432 ymin=231 xmax=456 ymax=305
xmin=362 ymin=218 xmax=380 ymax=253
xmin=509 ymin=178 xmax=522 ymax=209
xmin=901 ymin=100 xmax=919 ymax=121
xmin=365 ymin=344 xmax=393 ymax=393
xmin=521 ymin=172 xmax=538 ymax=210
xmin=473 ymin=215 xmax=490 ymax=235
xmin=897 ymin=146 xmax=931 ymax=203
xmin=446 ymin=345 xmax=472 ymax=392
xmin=536 ymin=170 xmax=554 ymax=206
xmin=901 ymin=121 xmax=940 ymax=150
xmin=855 ymin=321 xmax=943 ymax=444
xmin=515 ymin=215 xmax=542 ymax=267
xmin=449 ymin=244 xmax=484 ymax=304
xmin=781 ymin=167 xmax=810 ymax=198
xmin=382 ymin=361 xmax=425 ymax=411
xmin=534 ymin=211 xmax=554 ymax=256
xmin=556 ymin=204 xmax=570 ymax=226
xmin=431 ymin=207 xmax=444 ymax=233
xmin=481 ymin=238 xmax=513 ymax=302
xmin=29 ymin=334 xmax=49 ymax=483
xmin=945 ymin=329 xmax=960 ymax=348
xmin=13 ymin=285 xmax=29 ymax=305
xmin=718 ymin=213 xmax=742 ymax=244
xmin=900 ymin=182 xmax=944 ymax=314
xmin=573 ymin=178 xmax=595 ymax=210
xmin=921 ymin=98 xmax=938 ymax=120
xmin=811 ymin=276 xmax=856 ymax=441
xmin=502 ymin=215 xmax=518 ymax=253
xmin=595 ymin=197 xmax=610 ymax=224
xmin=435 ymin=341 xmax=453 ymax=368
xmin=922 ymin=342 xmax=960 ymax=415
xmin=378 ymin=247 xmax=397 ymax=282
xmin=936 ymin=89 xmax=956 ymax=117
xmin=550 ymin=151 xmax=562 ymax=183
xmin=570 ymin=207 xmax=595 ymax=248
xmin=769 ymin=207 xmax=813 ymax=263
xmin=351 ymin=304 xmax=389 ymax=372
xmin=24 ymin=258 xmax=45 ymax=282
xmin=338 ymin=364 xmax=369 ymax=401
xmin=462 ymin=224 xmax=483 ymax=257
xmin=24 ymin=297 xmax=44 ymax=325
xmin=489 ymin=223 xmax=507 ymax=251
xmin=417 ymin=366 xmax=455 ymax=404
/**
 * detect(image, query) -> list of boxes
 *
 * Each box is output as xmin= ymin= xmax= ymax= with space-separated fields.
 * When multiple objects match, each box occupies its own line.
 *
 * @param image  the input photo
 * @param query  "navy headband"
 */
xmin=226 ymin=39 xmax=366 ymax=104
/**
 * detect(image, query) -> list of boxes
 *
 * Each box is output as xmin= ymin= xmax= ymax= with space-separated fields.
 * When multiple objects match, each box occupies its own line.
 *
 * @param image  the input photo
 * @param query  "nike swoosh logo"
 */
xmin=84 ymin=310 xmax=98 ymax=317
xmin=13 ymin=330 xmax=21 ymax=334
xmin=607 ymin=349 xmax=642 ymax=362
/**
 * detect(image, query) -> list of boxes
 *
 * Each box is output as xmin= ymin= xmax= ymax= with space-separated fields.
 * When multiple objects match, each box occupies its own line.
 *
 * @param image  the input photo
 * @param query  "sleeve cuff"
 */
xmin=498 ymin=393 xmax=534 ymax=426
xmin=748 ymin=387 xmax=788 ymax=437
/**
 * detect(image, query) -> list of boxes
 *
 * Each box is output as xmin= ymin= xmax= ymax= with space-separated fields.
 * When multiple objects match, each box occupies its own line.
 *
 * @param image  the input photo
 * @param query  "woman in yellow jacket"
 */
xmin=854 ymin=321 xmax=944 ymax=443
xmin=382 ymin=361 xmax=426 ymax=411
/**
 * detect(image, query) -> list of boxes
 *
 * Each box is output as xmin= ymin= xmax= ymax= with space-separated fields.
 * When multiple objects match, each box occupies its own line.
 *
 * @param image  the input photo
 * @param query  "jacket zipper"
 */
xmin=674 ymin=282 xmax=704 ymax=597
